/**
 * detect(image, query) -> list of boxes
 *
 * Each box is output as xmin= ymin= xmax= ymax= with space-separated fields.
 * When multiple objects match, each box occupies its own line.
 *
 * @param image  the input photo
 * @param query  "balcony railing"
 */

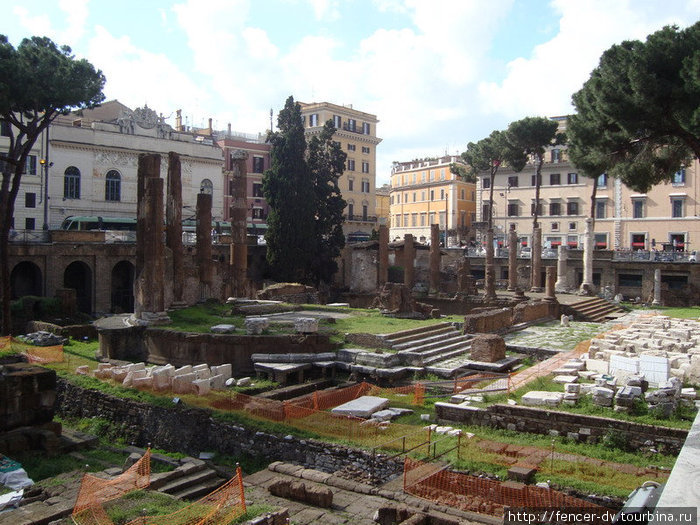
xmin=346 ymin=214 xmax=377 ymax=223
xmin=8 ymin=230 xmax=50 ymax=243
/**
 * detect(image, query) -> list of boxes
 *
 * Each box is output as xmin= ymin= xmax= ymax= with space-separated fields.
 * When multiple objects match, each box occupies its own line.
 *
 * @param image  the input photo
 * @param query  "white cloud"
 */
xmin=12 ymin=0 xmax=89 ymax=49
xmin=307 ymin=0 xmax=341 ymax=21
xmin=477 ymin=0 xmax=700 ymax=120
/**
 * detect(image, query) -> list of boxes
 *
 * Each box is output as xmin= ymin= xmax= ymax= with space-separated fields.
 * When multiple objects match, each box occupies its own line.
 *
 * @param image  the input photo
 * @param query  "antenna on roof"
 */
xmin=270 ymin=108 xmax=273 ymax=133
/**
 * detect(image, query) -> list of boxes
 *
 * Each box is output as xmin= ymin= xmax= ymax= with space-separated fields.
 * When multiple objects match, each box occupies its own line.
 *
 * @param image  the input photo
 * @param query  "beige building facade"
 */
xmin=299 ymin=102 xmax=381 ymax=239
xmin=389 ymin=156 xmax=476 ymax=245
xmin=477 ymin=146 xmax=700 ymax=253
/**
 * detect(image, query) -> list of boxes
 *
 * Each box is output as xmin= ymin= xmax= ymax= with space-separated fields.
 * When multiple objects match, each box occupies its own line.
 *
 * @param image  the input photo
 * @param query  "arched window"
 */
xmin=105 ymin=170 xmax=121 ymax=201
xmin=64 ymin=166 xmax=81 ymax=199
xmin=347 ymin=199 xmax=355 ymax=220
xmin=200 ymin=179 xmax=213 ymax=195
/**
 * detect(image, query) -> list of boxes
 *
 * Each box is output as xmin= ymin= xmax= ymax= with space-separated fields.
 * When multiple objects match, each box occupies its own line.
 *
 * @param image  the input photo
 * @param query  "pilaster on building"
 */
xmin=299 ymin=101 xmax=382 ymax=240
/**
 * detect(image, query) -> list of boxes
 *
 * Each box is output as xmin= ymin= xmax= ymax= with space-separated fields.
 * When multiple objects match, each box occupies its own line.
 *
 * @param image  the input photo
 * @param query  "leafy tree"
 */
xmin=307 ymin=120 xmax=347 ymax=284
xmin=506 ymin=117 xmax=563 ymax=290
xmin=262 ymin=96 xmax=315 ymax=282
xmin=0 ymin=36 xmax=105 ymax=334
xmin=461 ymin=130 xmax=525 ymax=298
xmin=568 ymin=22 xmax=700 ymax=194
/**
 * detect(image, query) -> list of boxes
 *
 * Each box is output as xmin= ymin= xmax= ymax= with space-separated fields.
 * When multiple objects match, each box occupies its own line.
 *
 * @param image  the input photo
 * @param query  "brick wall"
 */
xmin=463 ymin=308 xmax=513 ymax=334
xmin=0 ymin=363 xmax=56 ymax=431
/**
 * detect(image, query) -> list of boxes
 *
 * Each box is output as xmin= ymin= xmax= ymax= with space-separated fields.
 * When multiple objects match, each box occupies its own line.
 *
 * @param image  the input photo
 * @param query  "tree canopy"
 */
xmin=568 ymin=22 xmax=700 ymax=193
xmin=263 ymin=96 xmax=347 ymax=285
xmin=0 ymin=35 xmax=105 ymax=334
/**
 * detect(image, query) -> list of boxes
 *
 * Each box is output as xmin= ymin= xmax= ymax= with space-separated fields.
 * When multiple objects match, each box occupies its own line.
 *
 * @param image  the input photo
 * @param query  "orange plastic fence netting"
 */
xmin=403 ymin=457 xmax=606 ymax=518
xmin=367 ymin=383 xmax=425 ymax=406
xmin=452 ymin=373 xmax=511 ymax=394
xmin=72 ymin=449 xmax=152 ymax=524
xmin=124 ymin=467 xmax=246 ymax=525
xmin=23 ymin=343 xmax=65 ymax=364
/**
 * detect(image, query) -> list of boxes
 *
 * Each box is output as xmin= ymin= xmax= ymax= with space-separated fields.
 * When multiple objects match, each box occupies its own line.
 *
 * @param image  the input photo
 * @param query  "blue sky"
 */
xmin=4 ymin=0 xmax=699 ymax=184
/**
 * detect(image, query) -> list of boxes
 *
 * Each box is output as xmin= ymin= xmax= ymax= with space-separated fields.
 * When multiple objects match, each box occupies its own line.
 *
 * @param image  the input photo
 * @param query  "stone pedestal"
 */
xmin=544 ymin=266 xmax=557 ymax=302
xmin=403 ymin=234 xmax=415 ymax=289
xmin=555 ymin=245 xmax=568 ymax=293
xmin=470 ymin=333 xmax=506 ymax=362
xmin=378 ymin=224 xmax=389 ymax=286
xmin=530 ymin=225 xmax=542 ymax=292
xmin=652 ymin=268 xmax=662 ymax=306
xmin=507 ymin=224 xmax=518 ymax=291
xmin=429 ymin=224 xmax=440 ymax=293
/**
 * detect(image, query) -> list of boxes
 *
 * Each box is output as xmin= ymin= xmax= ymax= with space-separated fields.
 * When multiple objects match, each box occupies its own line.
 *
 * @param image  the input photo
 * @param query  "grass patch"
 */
xmin=333 ymin=309 xmax=462 ymax=335
xmin=645 ymin=306 xmax=700 ymax=319
xmin=104 ymin=490 xmax=191 ymax=524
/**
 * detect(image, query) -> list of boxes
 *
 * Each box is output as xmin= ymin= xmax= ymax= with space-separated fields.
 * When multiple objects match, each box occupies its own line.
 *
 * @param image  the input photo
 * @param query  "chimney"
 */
xmin=175 ymin=109 xmax=182 ymax=131
xmin=208 ymin=118 xmax=213 ymax=133
xmin=227 ymin=123 xmax=231 ymax=136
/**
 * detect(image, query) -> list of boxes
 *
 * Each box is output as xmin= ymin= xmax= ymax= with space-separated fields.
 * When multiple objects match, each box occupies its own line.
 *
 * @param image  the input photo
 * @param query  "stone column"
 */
xmin=197 ymin=193 xmax=213 ymax=293
xmin=507 ymin=224 xmax=518 ymax=292
xmin=457 ymin=258 xmax=473 ymax=295
xmin=134 ymin=176 xmax=167 ymax=320
xmin=484 ymin=228 xmax=496 ymax=300
xmin=652 ymin=268 xmax=662 ymax=306
xmin=136 ymin=154 xmax=160 ymax=273
xmin=555 ymin=245 xmax=569 ymax=293
xmin=530 ymin=224 xmax=543 ymax=292
xmin=403 ymin=233 xmax=415 ymax=290
xmin=429 ymin=224 xmax=440 ymax=293
xmin=229 ymin=152 xmax=249 ymax=297
xmin=544 ymin=266 xmax=557 ymax=302
xmin=166 ymin=152 xmax=184 ymax=303
xmin=579 ymin=218 xmax=594 ymax=295
xmin=378 ymin=224 xmax=389 ymax=287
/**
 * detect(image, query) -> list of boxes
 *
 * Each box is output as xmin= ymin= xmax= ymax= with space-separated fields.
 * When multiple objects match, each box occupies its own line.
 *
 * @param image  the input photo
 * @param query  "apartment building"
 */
xmin=477 ymin=142 xmax=700 ymax=252
xmin=216 ymin=131 xmax=271 ymax=236
xmin=375 ymin=183 xmax=391 ymax=228
xmin=389 ymin=156 xmax=476 ymax=245
xmin=299 ymin=102 xmax=382 ymax=239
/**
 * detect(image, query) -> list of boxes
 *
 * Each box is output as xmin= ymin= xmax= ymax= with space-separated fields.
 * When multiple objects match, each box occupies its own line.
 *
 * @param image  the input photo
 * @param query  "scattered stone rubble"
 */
xmin=16 ymin=331 xmax=66 ymax=346
xmin=77 ymin=362 xmax=235 ymax=396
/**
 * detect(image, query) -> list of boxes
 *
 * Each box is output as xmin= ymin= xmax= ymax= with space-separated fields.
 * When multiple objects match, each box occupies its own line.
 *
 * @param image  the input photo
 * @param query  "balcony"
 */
xmin=346 ymin=214 xmax=377 ymax=223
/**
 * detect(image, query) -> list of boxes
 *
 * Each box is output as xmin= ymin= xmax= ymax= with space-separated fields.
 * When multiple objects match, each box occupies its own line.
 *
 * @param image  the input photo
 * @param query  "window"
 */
xmin=595 ymin=200 xmax=606 ymax=219
xmin=507 ymin=203 xmax=519 ymax=217
xmin=440 ymin=169 xmax=445 ymax=181
xmin=347 ymin=144 xmax=356 ymax=151
xmin=363 ymin=205 xmax=369 ymax=221
xmin=412 ymin=192 xmax=416 ymax=202
xmin=421 ymin=191 xmax=425 ymax=201
xmin=0 ymin=120 xmax=9 ymax=137
xmin=64 ymin=166 xmax=81 ymax=199
xmin=348 ymin=179 xmax=354 ymax=191
xmin=25 ymin=155 xmax=37 ymax=175
xmin=670 ymin=233 xmax=686 ymax=250
xmin=25 ymin=192 xmax=36 ymax=208
xmin=430 ymin=190 xmax=434 ymax=201
xmin=439 ymin=212 xmax=446 ymax=228
xmin=567 ymin=172 xmax=578 ymax=184
xmin=252 ymin=156 xmax=264 ymax=173
xmin=429 ymin=212 xmax=435 ymax=225
xmin=551 ymin=222 xmax=559 ymax=231
xmin=362 ymin=180 xmax=370 ymax=193
xmin=471 ymin=191 xmax=475 ymax=201
xmin=482 ymin=178 xmax=491 ymax=189
xmin=105 ymin=170 xmax=121 ymax=201
xmin=631 ymin=234 xmax=646 ymax=250
xmin=672 ymin=198 xmax=684 ymax=218
xmin=633 ymin=199 xmax=644 ymax=218
xmin=347 ymin=119 xmax=356 ymax=132
xmin=594 ymin=233 xmax=608 ymax=249
xmin=309 ymin=114 xmax=318 ymax=126
xmin=440 ymin=189 xmax=444 ymax=200
xmin=390 ymin=195 xmax=394 ymax=205
xmin=348 ymin=202 xmax=354 ymax=218
xmin=549 ymin=173 xmax=561 ymax=185
xmin=619 ymin=274 xmax=643 ymax=287
xmin=549 ymin=202 xmax=561 ymax=216
xmin=567 ymin=201 xmax=579 ymax=216
xmin=551 ymin=149 xmax=561 ymax=163
xmin=596 ymin=173 xmax=608 ymax=188
xmin=361 ymin=161 xmax=369 ymax=173
xmin=567 ymin=235 xmax=578 ymax=248
xmin=507 ymin=176 xmax=519 ymax=188
xmin=461 ymin=189 xmax=465 ymax=200
xmin=470 ymin=212 xmax=476 ymax=223
xmin=482 ymin=203 xmax=491 ymax=219
xmin=673 ymin=168 xmax=685 ymax=185
xmin=200 ymin=178 xmax=213 ymax=195
xmin=531 ymin=174 xmax=542 ymax=186
xmin=361 ymin=146 xmax=370 ymax=154
xmin=530 ymin=202 xmax=542 ymax=216
xmin=25 ymin=218 xmax=35 ymax=230
xmin=252 ymin=207 xmax=265 ymax=219
xmin=253 ymin=183 xmax=264 ymax=198
xmin=411 ymin=213 xmax=417 ymax=227
xmin=347 ymin=159 xmax=355 ymax=171
xmin=403 ymin=213 xmax=408 ymax=226
xmin=569 ymin=222 xmax=577 ymax=231
xmin=362 ymin=122 xmax=370 ymax=134
xmin=333 ymin=115 xmax=341 ymax=128
xmin=420 ymin=213 xmax=426 ymax=226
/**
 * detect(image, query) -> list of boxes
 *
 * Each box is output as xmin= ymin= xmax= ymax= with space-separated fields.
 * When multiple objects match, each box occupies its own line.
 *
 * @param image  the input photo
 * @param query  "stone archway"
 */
xmin=111 ymin=260 xmax=134 ymax=313
xmin=10 ymin=261 xmax=43 ymax=299
xmin=64 ymin=261 xmax=92 ymax=314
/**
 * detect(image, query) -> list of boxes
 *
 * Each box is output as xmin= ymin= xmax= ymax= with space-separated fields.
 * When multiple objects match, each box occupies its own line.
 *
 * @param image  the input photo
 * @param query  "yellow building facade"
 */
xmin=299 ymin=102 xmax=382 ymax=239
xmin=375 ymin=183 xmax=391 ymax=227
xmin=389 ymin=156 xmax=476 ymax=245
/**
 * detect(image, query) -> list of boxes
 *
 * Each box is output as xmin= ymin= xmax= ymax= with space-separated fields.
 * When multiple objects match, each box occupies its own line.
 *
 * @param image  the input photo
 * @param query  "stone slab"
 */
xmin=330 ymin=396 xmax=390 ymax=418
xmin=521 ymin=391 xmax=563 ymax=407
xmin=553 ymin=375 xmax=578 ymax=384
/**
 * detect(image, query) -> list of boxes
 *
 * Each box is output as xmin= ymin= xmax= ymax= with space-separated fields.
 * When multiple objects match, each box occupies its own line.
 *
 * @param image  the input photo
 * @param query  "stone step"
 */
xmin=397 ymin=334 xmax=472 ymax=355
xmin=157 ymin=467 xmax=217 ymax=495
xmin=384 ymin=323 xmax=454 ymax=345
xmin=401 ymin=341 xmax=473 ymax=366
xmin=422 ymin=345 xmax=473 ymax=366
xmin=393 ymin=330 xmax=463 ymax=352
xmin=171 ymin=477 xmax=226 ymax=501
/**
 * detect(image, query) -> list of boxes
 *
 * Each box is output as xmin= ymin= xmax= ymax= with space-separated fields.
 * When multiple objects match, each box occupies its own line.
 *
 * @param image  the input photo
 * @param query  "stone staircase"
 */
xmin=151 ymin=457 xmax=228 ymax=501
xmin=566 ymin=297 xmax=627 ymax=323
